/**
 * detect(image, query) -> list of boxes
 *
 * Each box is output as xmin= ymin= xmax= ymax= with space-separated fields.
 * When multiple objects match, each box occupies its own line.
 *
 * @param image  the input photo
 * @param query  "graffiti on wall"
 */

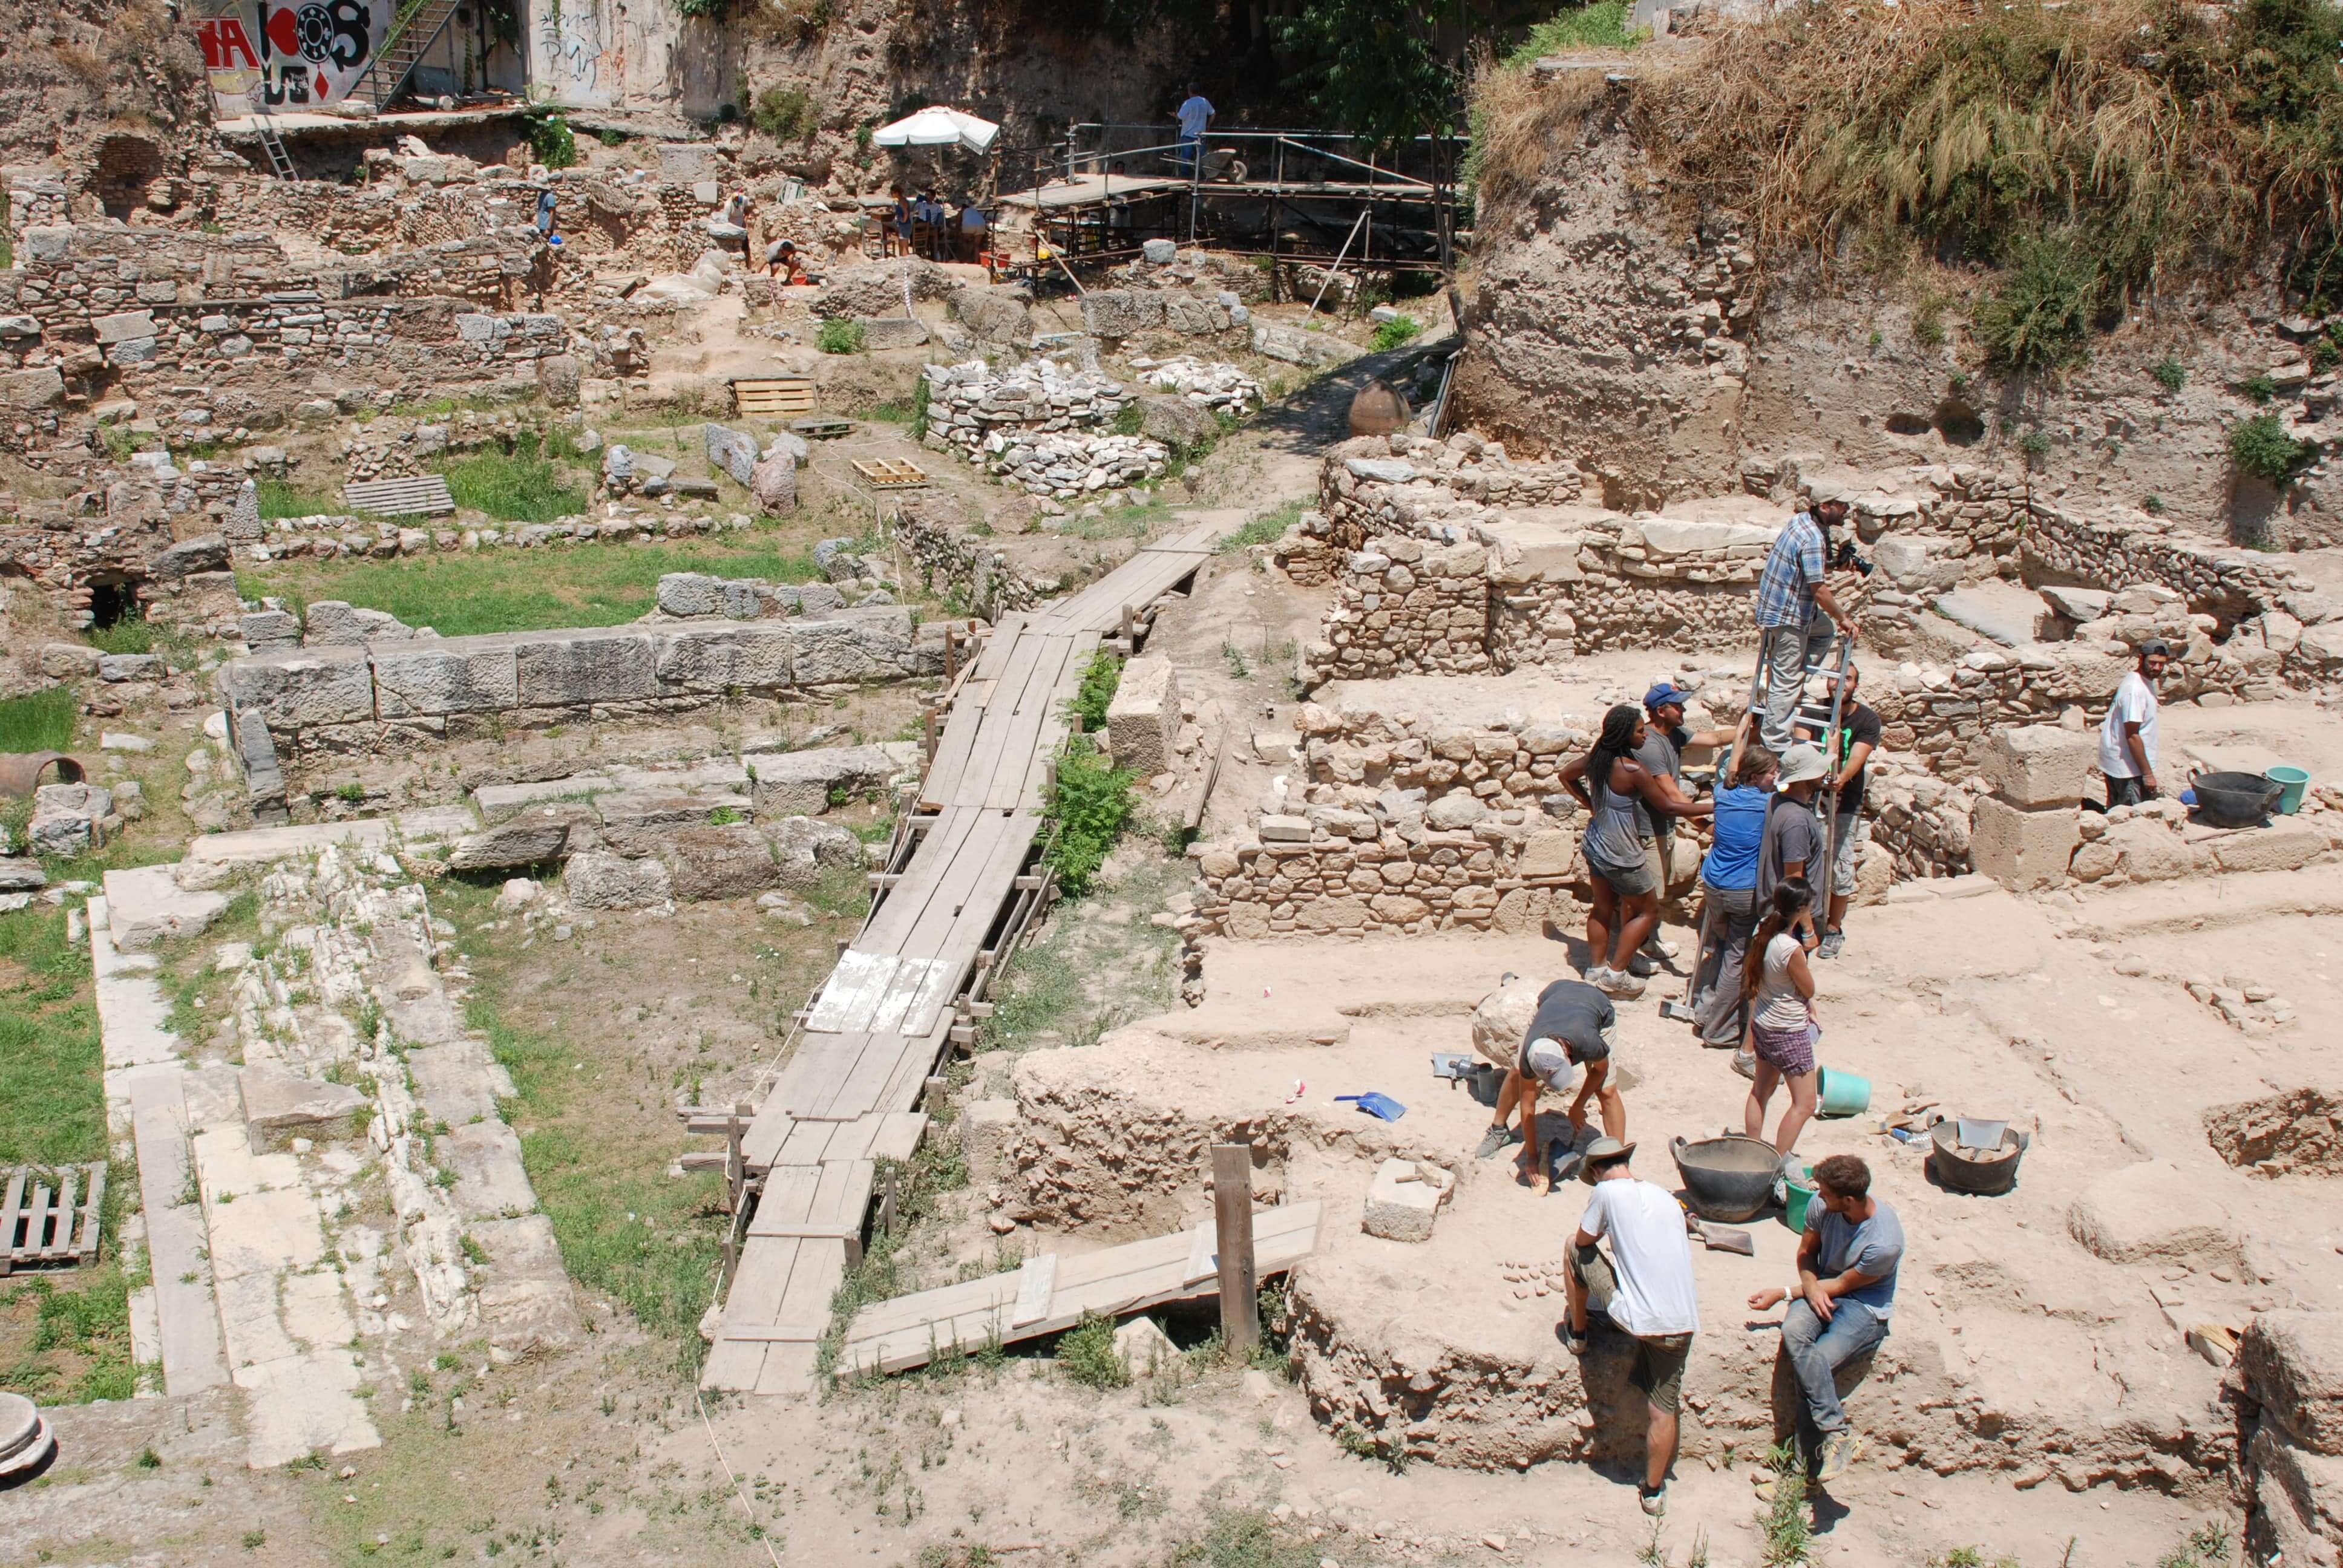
xmin=525 ymin=0 xmax=728 ymax=118
xmin=192 ymin=0 xmax=389 ymax=114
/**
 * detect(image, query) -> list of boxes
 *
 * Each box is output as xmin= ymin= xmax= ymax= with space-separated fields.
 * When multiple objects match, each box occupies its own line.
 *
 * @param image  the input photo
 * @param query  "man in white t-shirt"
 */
xmin=1561 ymin=1137 xmax=1700 ymax=1518
xmin=2097 ymin=639 xmax=2169 ymax=807
xmin=1173 ymin=87 xmax=1214 ymax=175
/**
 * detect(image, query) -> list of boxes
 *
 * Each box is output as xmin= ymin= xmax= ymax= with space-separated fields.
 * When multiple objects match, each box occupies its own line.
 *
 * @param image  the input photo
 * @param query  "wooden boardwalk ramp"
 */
xmin=701 ymin=525 xmax=1220 ymax=1396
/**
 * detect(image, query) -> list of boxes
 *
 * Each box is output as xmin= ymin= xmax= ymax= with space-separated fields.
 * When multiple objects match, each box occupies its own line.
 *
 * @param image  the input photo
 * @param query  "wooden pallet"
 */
xmin=1 ymin=1163 xmax=106 ymax=1275
xmin=734 ymin=377 xmax=817 ymax=417
xmin=344 ymin=475 xmax=455 ymax=518
xmin=789 ymin=417 xmax=854 ymax=439
xmin=851 ymin=457 xmax=930 ymax=491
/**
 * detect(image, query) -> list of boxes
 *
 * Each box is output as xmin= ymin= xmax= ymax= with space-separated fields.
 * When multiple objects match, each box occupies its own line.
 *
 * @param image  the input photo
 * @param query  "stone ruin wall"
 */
xmin=890 ymin=495 xmax=1045 ymax=618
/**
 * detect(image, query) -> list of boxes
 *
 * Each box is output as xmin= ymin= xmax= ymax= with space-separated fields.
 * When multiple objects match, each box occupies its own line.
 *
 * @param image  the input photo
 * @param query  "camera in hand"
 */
xmin=1832 ymin=538 xmax=1874 ymax=577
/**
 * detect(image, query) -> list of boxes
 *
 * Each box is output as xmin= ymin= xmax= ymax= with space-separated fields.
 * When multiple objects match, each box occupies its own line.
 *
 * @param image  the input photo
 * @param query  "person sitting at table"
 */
xmin=956 ymin=198 xmax=988 ymax=263
xmin=886 ymin=186 xmax=913 ymax=257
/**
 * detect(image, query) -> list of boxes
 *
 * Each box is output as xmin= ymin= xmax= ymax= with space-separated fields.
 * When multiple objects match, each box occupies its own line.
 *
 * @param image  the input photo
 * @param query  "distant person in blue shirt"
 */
xmin=1173 ymin=86 xmax=1214 ymax=174
xmin=1688 ymin=743 xmax=1776 ymax=1047
xmin=1747 ymin=1154 xmax=1904 ymax=1489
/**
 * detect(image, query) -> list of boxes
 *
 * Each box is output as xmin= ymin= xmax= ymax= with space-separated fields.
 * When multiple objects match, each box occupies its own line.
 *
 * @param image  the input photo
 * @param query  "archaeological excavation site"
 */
xmin=6 ymin=0 xmax=2343 ymax=1564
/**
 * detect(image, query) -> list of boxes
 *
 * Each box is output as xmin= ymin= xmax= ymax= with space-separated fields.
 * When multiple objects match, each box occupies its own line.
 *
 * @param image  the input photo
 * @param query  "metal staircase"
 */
xmin=343 ymin=0 xmax=465 ymax=113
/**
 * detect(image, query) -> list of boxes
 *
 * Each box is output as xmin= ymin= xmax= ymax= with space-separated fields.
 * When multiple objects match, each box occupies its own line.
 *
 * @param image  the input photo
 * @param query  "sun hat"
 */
xmin=1775 ymin=742 xmax=1829 ymax=790
xmin=1523 ymin=1037 xmax=1572 ymax=1087
xmin=1580 ymin=1135 xmax=1637 ymax=1183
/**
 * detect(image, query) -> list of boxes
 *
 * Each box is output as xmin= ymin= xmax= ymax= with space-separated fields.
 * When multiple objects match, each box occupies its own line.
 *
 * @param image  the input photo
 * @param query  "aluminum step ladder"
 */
xmin=254 ymin=115 xmax=297 ymax=181
xmin=1734 ymin=622 xmax=1855 ymax=926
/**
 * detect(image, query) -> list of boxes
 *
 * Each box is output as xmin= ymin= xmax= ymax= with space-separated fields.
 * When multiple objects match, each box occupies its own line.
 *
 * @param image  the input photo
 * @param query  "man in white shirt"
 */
xmin=1561 ymin=1137 xmax=1700 ymax=1517
xmin=1173 ymin=86 xmax=1214 ymax=175
xmin=2097 ymin=638 xmax=2169 ymax=807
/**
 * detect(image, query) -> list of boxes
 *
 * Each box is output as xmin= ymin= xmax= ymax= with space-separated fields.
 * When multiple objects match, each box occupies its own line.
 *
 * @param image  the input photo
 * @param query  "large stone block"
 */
xmin=1253 ymin=321 xmax=1351 ymax=368
xmin=2246 ymin=1424 xmax=2343 ymax=1568
xmin=794 ymin=610 xmax=916 ymax=684
xmin=446 ymin=811 xmax=573 ymax=872
xmin=2244 ymin=1312 xmax=2343 ymax=1456
xmin=1362 ymin=1158 xmax=1449 ymax=1243
xmin=2067 ymin=1161 xmax=2238 ymax=1267
xmin=372 ymin=642 xmax=519 ymax=717
xmin=240 ymin=1067 xmax=367 ymax=1151
xmin=653 ymin=824 xmax=785 ymax=901
xmin=704 ymin=423 xmax=759 ymax=486
xmin=216 ymin=646 xmax=378 ymax=730
xmin=2211 ymin=818 xmax=2330 ymax=875
xmin=1105 ymin=656 xmax=1178 ymax=777
xmin=652 ymin=624 xmax=797 ymax=693
xmin=959 ymin=1100 xmax=1019 ymax=1176
xmin=2102 ymin=815 xmax=2203 ymax=882
xmin=746 ymin=743 xmax=900 ymax=815
xmin=562 ymin=851 xmax=672 ymax=910
xmin=1081 ymin=289 xmax=1164 ymax=338
xmin=1981 ymin=724 xmax=2096 ymax=809
xmin=949 ymin=286 xmax=1032 ymax=345
xmin=0 ymin=367 xmax=65 ymax=409
xmin=514 ymin=630 xmax=660 ymax=707
xmin=1968 ymin=795 xmax=2080 ymax=889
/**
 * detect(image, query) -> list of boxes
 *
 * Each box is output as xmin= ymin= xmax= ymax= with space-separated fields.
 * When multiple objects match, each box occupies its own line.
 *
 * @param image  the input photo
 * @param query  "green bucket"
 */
xmin=2268 ymin=766 xmax=2311 ymax=815
xmin=1781 ymin=1164 xmax=1817 ymax=1232
xmin=1817 ymin=1067 xmax=1870 ymax=1118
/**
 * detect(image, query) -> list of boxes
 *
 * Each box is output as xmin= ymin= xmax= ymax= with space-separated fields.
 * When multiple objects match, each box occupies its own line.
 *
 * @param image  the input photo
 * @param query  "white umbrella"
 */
xmin=871 ymin=106 xmax=1000 ymax=155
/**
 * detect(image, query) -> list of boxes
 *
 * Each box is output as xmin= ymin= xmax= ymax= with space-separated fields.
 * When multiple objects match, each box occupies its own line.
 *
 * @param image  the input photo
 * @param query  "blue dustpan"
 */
xmin=1335 ymin=1092 xmax=1407 ymax=1121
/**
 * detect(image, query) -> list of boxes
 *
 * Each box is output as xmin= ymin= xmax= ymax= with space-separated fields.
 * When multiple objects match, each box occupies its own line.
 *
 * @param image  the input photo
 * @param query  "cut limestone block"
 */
xmin=2241 ymin=1311 xmax=2343 ymax=1456
xmin=1969 ymin=795 xmax=2080 ymax=890
xmin=1981 ymin=724 xmax=2097 ymax=809
xmin=1106 ymin=656 xmax=1179 ymax=778
xmin=104 ymin=864 xmax=231 ymax=952
xmin=1113 ymin=1315 xmax=1180 ymax=1378
xmin=1363 ymin=1157 xmax=1448 ymax=1243
xmin=241 ymin=1067 xmax=369 ymax=1151
xmin=959 ymin=1100 xmax=1018 ymax=1177
xmin=2067 ymin=1161 xmax=2239 ymax=1267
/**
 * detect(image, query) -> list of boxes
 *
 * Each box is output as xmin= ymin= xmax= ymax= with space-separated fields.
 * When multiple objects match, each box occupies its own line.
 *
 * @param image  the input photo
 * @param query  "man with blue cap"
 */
xmin=1630 ymin=680 xmax=1735 ymax=972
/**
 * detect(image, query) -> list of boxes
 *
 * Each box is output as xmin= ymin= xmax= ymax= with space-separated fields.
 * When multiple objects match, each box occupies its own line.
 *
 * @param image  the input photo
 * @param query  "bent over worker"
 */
xmin=1472 ymin=976 xmax=1624 ymax=1195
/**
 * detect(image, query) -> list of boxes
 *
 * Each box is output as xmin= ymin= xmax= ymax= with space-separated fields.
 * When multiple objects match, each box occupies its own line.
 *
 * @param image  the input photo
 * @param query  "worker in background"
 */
xmin=1741 ymin=742 xmax=1827 ymax=1077
xmin=1631 ymin=681 xmax=1736 ymax=975
xmin=1560 ymin=705 xmax=1712 ymax=1000
xmin=1472 ymin=976 xmax=1624 ymax=1195
xmin=1740 ymin=877 xmax=1821 ymax=1162
xmin=2099 ymin=638 xmax=2170 ymax=806
xmin=532 ymin=188 xmax=559 ymax=244
xmin=956 ymin=195 xmax=988 ymax=263
xmin=1173 ymin=83 xmax=1214 ymax=175
xmin=1688 ymin=743 xmax=1777 ymax=1050
xmin=764 ymin=237 xmax=810 ymax=284
xmin=1796 ymin=662 xmax=1879 ymax=961
xmin=887 ymin=185 xmax=913 ymax=257
xmin=1752 ymin=494 xmax=1859 ymax=754
xmin=1561 ymin=1137 xmax=1700 ymax=1520
xmin=1747 ymin=1154 xmax=1904 ymax=1493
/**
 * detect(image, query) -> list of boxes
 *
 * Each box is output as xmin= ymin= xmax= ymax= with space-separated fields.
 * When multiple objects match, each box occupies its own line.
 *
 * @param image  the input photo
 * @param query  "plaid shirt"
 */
xmin=1753 ymin=511 xmax=1826 ymax=629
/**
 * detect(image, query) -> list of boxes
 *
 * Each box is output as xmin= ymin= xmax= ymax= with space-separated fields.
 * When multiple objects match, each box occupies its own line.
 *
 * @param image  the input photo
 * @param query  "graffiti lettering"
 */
xmin=196 ymin=16 xmax=260 ymax=70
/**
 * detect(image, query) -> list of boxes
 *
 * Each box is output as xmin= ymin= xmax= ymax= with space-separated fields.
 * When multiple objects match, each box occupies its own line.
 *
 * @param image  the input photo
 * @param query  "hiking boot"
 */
xmin=1816 ymin=1431 xmax=1863 ymax=1483
xmin=1473 ymin=1124 xmax=1519 ymax=1161
xmin=1639 ymin=1483 xmax=1667 ymax=1518
xmin=1817 ymin=929 xmax=1846 ymax=961
xmin=1732 ymin=1047 xmax=1757 ymax=1080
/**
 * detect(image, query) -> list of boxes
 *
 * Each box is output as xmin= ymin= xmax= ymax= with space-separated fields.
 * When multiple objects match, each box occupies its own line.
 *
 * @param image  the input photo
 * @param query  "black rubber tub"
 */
xmin=1928 ymin=1122 xmax=2027 ymax=1196
xmin=1671 ymin=1134 xmax=1780 ymax=1223
xmin=2190 ymin=770 xmax=2282 ymax=829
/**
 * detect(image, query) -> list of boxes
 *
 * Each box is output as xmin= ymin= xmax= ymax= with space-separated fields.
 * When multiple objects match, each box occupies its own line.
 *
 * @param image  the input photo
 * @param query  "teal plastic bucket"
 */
xmin=1817 ymin=1067 xmax=1871 ymax=1118
xmin=1781 ymin=1164 xmax=1817 ymax=1232
xmin=2268 ymin=766 xmax=2311 ymax=815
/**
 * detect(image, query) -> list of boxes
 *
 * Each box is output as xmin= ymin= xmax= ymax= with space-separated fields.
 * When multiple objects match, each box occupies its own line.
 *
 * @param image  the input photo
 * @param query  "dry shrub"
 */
xmin=46 ymin=41 xmax=110 ymax=90
xmin=1466 ymin=52 xmax=1611 ymax=214
xmin=1627 ymin=0 xmax=2343 ymax=299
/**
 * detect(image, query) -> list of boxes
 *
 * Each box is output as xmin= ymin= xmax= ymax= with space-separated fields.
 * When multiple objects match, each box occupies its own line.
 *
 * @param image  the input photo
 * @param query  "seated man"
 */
xmin=956 ymin=198 xmax=989 ymax=263
xmin=764 ymin=237 xmax=811 ymax=283
xmin=1472 ymin=975 xmax=1624 ymax=1195
xmin=1562 ymin=1137 xmax=1700 ymax=1518
xmin=1746 ymin=1152 xmax=1903 ymax=1486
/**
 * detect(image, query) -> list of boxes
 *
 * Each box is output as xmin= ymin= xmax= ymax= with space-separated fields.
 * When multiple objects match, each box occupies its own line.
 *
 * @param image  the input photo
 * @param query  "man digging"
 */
xmin=1472 ymin=976 xmax=1624 ymax=1195
xmin=1561 ymin=1136 xmax=1701 ymax=1518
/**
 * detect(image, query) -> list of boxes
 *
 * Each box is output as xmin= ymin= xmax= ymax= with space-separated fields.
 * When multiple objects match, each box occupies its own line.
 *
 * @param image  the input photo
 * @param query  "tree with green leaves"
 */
xmin=1271 ymin=0 xmax=1458 ymax=149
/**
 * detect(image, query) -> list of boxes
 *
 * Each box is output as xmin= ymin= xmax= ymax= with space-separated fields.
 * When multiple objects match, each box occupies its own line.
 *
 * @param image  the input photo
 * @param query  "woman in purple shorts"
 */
xmin=1740 ymin=877 xmax=1820 ymax=1161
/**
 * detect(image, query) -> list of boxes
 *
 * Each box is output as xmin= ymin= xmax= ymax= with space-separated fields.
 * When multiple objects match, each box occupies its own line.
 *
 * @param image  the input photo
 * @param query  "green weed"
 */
xmin=1053 ymin=1312 xmax=1129 ymax=1389
xmin=2152 ymin=356 xmax=2187 ymax=391
xmin=818 ymin=319 xmax=867 ymax=355
xmin=1214 ymin=501 xmax=1303 ymax=554
xmin=256 ymin=478 xmax=342 ymax=519
xmin=1760 ymin=1442 xmax=1809 ymax=1565
xmin=1368 ymin=313 xmax=1422 ymax=352
xmin=439 ymin=452 xmax=588 ymax=524
xmin=1040 ymin=744 xmax=1133 ymax=897
xmin=1164 ymin=1509 xmax=1320 ymax=1568
xmin=2230 ymin=413 xmax=2309 ymax=483
xmin=1970 ymin=232 xmax=2101 ymax=374
xmin=1505 ymin=1 xmax=1644 ymax=63
xmin=753 ymin=85 xmax=817 ymax=143
xmin=1068 ymin=650 xmax=1123 ymax=733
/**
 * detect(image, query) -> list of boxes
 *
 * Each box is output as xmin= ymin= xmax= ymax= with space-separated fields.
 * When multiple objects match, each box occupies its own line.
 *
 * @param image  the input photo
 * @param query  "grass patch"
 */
xmin=2230 ymin=413 xmax=2310 ymax=483
xmin=2153 ymin=356 xmax=2188 ymax=392
xmin=235 ymin=537 xmax=824 ymax=637
xmin=1069 ymin=650 xmax=1123 ymax=733
xmin=0 ymin=687 xmax=81 ymax=754
xmin=0 ymin=906 xmax=103 ymax=1166
xmin=818 ymin=319 xmax=867 ymax=355
xmin=257 ymin=478 xmax=342 ymax=520
xmin=1368 ymin=313 xmax=1423 ymax=353
xmin=753 ymin=84 xmax=817 ymax=143
xmin=1216 ymin=500 xmax=1303 ymax=554
xmin=1040 ymin=743 xmax=1134 ymax=897
xmin=1165 ymin=1509 xmax=1322 ymax=1568
xmin=1505 ymin=1 xmax=1643 ymax=64
xmin=438 ymin=452 xmax=588 ymax=524
xmin=1052 ymin=1310 xmax=1129 ymax=1388
xmin=1 ymin=1265 xmax=136 ymax=1403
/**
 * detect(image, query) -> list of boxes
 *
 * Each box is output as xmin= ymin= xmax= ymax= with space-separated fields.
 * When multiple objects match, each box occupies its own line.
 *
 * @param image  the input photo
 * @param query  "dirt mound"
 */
xmin=2206 ymin=1089 xmax=2343 ymax=1177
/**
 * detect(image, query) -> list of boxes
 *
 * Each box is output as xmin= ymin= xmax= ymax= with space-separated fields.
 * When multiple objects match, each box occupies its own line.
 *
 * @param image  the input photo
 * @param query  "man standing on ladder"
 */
xmin=1752 ymin=492 xmax=1861 ymax=756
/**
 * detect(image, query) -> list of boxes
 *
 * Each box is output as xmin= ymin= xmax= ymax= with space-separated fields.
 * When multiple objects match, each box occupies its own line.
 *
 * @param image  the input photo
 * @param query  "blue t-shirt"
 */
xmin=1699 ymin=782 xmax=1771 ymax=891
xmin=1804 ymin=1198 xmax=1903 ymax=1318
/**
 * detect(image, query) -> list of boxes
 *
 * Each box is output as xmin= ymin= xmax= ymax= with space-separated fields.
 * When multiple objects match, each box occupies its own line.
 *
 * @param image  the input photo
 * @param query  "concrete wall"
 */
xmin=525 ymin=0 xmax=735 ymax=117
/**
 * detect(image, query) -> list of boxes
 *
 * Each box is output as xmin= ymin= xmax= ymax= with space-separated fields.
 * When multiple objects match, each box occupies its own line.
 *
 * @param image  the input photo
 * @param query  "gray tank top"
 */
xmin=1582 ymin=760 xmax=1644 ymax=871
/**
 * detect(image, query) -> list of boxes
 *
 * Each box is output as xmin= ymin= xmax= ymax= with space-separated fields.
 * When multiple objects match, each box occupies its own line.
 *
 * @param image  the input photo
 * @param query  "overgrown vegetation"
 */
xmin=2153 ymin=356 xmax=2189 ymax=392
xmin=439 ymin=451 xmax=589 ymax=524
xmin=1505 ymin=1 xmax=1643 ymax=63
xmin=1053 ymin=1311 xmax=1130 ymax=1388
xmin=525 ymin=105 xmax=577 ymax=171
xmin=1215 ymin=500 xmax=1305 ymax=554
xmin=0 ymin=687 xmax=80 ymax=755
xmin=818 ymin=318 xmax=868 ymax=355
xmin=2230 ymin=412 xmax=2310 ymax=483
xmin=1617 ymin=0 xmax=2343 ymax=342
xmin=1164 ymin=1509 xmax=1322 ymax=1568
xmin=1368 ymin=313 xmax=1423 ymax=353
xmin=1040 ymin=743 xmax=1135 ymax=897
xmin=256 ymin=477 xmax=342 ymax=520
xmin=1271 ymin=0 xmax=1455 ymax=151
xmin=1069 ymin=649 xmax=1124 ymax=731
xmin=0 ymin=906 xmax=103 ymax=1165
xmin=753 ymin=85 xmax=818 ymax=143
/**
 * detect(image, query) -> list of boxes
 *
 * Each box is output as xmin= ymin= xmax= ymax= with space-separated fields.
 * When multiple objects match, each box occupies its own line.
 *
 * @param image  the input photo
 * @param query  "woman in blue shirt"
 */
xmin=1689 ymin=744 xmax=1777 ymax=1047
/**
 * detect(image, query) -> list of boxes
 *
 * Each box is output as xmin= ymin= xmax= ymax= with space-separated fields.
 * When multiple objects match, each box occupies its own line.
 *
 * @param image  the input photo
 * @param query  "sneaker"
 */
xmin=1645 ymin=935 xmax=1681 ymax=961
xmin=1473 ymin=1124 xmax=1519 ymax=1161
xmin=1731 ymin=1047 xmax=1757 ymax=1080
xmin=1598 ymin=969 xmax=1647 ymax=999
xmin=1562 ymin=1324 xmax=1590 ymax=1356
xmin=1639 ymin=1483 xmax=1667 ymax=1518
xmin=1817 ymin=929 xmax=1846 ymax=961
xmin=1625 ymin=952 xmax=1656 ymax=978
xmin=1816 ymin=1431 xmax=1863 ymax=1483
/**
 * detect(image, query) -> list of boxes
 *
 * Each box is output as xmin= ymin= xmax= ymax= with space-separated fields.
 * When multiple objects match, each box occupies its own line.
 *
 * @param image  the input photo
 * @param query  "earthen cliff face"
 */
xmin=1453 ymin=68 xmax=2341 ymax=547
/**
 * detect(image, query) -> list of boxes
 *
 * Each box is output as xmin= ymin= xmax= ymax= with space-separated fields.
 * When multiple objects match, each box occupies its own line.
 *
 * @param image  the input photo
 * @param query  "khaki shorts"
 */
xmin=1643 ymin=834 xmax=1676 ymax=899
xmin=1567 ymin=1245 xmax=1693 ymax=1414
xmin=1829 ymin=812 xmax=1866 ymax=899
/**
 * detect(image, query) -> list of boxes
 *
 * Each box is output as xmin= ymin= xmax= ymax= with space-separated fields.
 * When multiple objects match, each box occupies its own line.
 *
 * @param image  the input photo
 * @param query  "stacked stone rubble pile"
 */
xmin=1131 ymin=356 xmax=1262 ymax=412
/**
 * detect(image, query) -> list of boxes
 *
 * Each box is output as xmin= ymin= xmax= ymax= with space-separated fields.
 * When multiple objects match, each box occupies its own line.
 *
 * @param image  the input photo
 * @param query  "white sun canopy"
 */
xmin=871 ymin=106 xmax=1001 ymax=155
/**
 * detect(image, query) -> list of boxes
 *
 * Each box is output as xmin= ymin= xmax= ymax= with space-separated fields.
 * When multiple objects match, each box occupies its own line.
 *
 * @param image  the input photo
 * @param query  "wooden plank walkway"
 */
xmin=833 ymin=1201 xmax=1323 ymax=1377
xmin=703 ymin=526 xmax=1218 ymax=1396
